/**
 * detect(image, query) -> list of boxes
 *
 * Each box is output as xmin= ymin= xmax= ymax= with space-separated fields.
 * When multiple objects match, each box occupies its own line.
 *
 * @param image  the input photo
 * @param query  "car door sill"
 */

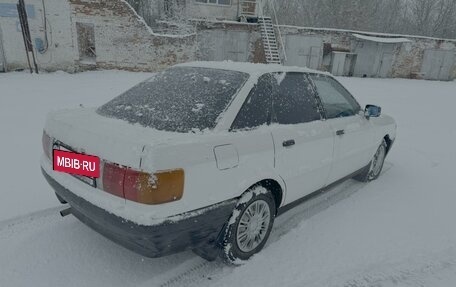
xmin=277 ymin=164 xmax=369 ymax=216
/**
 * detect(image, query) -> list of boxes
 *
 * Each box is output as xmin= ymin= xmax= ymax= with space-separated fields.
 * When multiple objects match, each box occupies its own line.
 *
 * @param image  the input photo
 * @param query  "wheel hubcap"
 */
xmin=371 ymin=145 xmax=386 ymax=178
xmin=236 ymin=200 xmax=271 ymax=253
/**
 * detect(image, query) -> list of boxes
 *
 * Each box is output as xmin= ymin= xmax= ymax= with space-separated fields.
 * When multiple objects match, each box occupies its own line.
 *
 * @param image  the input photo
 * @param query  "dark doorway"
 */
xmin=76 ymin=22 xmax=96 ymax=62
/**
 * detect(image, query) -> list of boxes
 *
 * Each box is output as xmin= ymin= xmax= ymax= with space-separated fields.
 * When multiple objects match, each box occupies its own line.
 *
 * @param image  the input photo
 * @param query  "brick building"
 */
xmin=0 ymin=0 xmax=455 ymax=80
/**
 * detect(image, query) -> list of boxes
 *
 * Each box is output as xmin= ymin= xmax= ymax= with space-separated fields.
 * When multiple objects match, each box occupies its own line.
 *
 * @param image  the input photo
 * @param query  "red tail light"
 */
xmin=100 ymin=161 xmax=184 ymax=205
xmin=102 ymin=162 xmax=125 ymax=198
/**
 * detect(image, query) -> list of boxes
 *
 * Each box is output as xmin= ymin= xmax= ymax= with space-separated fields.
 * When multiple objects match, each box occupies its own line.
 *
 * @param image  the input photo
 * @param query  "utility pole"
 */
xmin=17 ymin=0 xmax=39 ymax=74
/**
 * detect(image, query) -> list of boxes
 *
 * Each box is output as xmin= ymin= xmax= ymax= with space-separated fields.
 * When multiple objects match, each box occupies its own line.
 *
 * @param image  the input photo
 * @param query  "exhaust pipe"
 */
xmin=60 ymin=207 xmax=72 ymax=217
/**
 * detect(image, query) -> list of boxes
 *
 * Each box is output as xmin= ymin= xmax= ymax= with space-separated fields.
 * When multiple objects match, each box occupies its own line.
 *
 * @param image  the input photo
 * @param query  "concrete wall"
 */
xmin=69 ymin=0 xmax=196 ymax=72
xmin=392 ymin=39 xmax=456 ymax=80
xmin=0 ymin=0 xmax=197 ymax=72
xmin=0 ymin=0 xmax=75 ymax=72
xmin=277 ymin=25 xmax=456 ymax=80
xmin=282 ymin=34 xmax=323 ymax=70
xmin=1 ymin=1 xmax=455 ymax=80
xmin=195 ymin=20 xmax=265 ymax=64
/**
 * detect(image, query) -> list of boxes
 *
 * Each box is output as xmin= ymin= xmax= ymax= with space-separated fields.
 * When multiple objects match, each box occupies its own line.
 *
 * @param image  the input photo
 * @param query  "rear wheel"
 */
xmin=354 ymin=139 xmax=387 ymax=182
xmin=222 ymin=186 xmax=275 ymax=264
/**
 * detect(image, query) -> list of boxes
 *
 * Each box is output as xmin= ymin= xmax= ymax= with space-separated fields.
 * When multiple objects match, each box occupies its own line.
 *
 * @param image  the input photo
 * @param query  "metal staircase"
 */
xmin=258 ymin=16 xmax=281 ymax=64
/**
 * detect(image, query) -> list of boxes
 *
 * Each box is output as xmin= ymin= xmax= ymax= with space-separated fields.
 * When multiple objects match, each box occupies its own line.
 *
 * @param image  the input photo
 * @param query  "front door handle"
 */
xmin=336 ymin=130 xmax=345 ymax=136
xmin=283 ymin=139 xmax=296 ymax=147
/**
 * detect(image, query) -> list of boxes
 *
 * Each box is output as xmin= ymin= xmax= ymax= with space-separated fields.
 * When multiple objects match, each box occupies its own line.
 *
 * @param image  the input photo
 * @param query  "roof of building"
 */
xmin=275 ymin=24 xmax=456 ymax=43
xmin=177 ymin=61 xmax=329 ymax=76
xmin=352 ymin=33 xmax=411 ymax=43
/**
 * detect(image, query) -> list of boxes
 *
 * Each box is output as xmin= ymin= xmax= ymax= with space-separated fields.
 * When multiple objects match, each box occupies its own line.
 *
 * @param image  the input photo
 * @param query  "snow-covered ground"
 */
xmin=0 ymin=71 xmax=455 ymax=286
xmin=0 ymin=71 xmax=152 ymax=221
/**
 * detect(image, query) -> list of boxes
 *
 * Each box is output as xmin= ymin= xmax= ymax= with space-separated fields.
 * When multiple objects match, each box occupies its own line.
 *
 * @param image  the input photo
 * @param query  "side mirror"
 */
xmin=365 ymin=105 xmax=382 ymax=118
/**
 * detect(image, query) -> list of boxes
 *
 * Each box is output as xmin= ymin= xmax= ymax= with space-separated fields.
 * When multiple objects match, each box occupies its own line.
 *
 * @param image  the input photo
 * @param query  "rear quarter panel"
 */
xmin=135 ymin=128 xmax=282 ymax=218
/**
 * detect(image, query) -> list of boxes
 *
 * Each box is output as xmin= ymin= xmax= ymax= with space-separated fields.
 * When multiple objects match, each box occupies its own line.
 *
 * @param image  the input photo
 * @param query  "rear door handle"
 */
xmin=336 ymin=130 xmax=345 ymax=136
xmin=283 ymin=139 xmax=296 ymax=147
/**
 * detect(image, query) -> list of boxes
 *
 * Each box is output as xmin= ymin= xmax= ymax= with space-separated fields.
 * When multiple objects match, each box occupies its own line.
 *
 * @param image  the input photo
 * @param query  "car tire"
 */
xmin=354 ymin=139 xmax=388 ymax=182
xmin=221 ymin=186 xmax=276 ymax=264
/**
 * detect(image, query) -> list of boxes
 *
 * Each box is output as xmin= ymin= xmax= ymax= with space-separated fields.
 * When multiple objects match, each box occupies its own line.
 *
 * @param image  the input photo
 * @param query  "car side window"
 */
xmin=231 ymin=74 xmax=274 ymax=131
xmin=272 ymin=73 xmax=321 ymax=125
xmin=310 ymin=75 xmax=361 ymax=119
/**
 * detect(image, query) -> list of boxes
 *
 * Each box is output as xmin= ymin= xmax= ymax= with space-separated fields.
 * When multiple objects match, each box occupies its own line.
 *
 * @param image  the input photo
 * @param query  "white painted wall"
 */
xmin=0 ymin=0 xmax=76 ymax=71
xmin=185 ymin=0 xmax=240 ymax=20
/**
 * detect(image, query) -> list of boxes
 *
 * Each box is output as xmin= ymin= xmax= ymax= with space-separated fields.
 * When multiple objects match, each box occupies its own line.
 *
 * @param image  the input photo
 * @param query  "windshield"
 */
xmin=97 ymin=67 xmax=249 ymax=133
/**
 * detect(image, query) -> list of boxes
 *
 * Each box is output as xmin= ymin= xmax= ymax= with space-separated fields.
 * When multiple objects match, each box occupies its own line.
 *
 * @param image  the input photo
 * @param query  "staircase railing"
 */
xmin=270 ymin=0 xmax=287 ymax=62
xmin=260 ymin=17 xmax=274 ymax=63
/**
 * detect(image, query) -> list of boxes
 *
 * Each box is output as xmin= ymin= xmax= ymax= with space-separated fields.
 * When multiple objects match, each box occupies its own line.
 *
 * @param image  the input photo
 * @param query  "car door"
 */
xmin=270 ymin=73 xmax=334 ymax=205
xmin=228 ymin=73 xmax=276 ymax=187
xmin=309 ymin=75 xmax=375 ymax=184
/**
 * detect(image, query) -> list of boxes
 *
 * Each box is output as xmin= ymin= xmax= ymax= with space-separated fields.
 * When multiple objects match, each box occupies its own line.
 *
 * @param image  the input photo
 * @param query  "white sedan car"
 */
xmin=41 ymin=62 xmax=396 ymax=263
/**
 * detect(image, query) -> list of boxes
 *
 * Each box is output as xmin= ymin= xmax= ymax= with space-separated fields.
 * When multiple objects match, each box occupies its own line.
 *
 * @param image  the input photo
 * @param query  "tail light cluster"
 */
xmin=101 ymin=162 xmax=185 ymax=205
xmin=42 ymin=130 xmax=185 ymax=205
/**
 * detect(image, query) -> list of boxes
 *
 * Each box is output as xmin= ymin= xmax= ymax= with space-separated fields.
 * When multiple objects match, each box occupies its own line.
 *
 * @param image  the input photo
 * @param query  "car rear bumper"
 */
xmin=41 ymin=168 xmax=236 ymax=259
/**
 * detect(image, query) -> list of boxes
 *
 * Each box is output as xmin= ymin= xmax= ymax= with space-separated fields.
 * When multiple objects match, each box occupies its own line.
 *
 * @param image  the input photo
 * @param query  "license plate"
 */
xmin=53 ymin=149 xmax=100 ymax=178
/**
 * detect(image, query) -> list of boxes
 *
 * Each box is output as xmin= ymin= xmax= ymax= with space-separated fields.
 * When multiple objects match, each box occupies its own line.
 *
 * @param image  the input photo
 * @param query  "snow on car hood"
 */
xmin=44 ymin=107 xmax=189 ymax=169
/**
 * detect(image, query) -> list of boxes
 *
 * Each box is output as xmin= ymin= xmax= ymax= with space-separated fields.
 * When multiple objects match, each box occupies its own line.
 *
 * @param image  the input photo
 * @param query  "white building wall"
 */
xmin=0 ymin=0 xmax=76 ymax=72
xmin=185 ymin=0 xmax=240 ymax=21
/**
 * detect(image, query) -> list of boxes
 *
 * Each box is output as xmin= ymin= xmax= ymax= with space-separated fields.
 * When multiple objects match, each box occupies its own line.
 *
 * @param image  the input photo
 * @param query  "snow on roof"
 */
xmin=275 ymin=24 xmax=456 ymax=43
xmin=352 ymin=33 xmax=411 ymax=44
xmin=177 ymin=61 xmax=329 ymax=76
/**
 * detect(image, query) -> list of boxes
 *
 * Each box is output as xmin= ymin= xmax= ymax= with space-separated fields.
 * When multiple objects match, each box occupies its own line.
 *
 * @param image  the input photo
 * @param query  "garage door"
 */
xmin=198 ymin=30 xmax=250 ymax=62
xmin=284 ymin=35 xmax=323 ymax=69
xmin=0 ymin=24 xmax=5 ymax=72
xmin=377 ymin=52 xmax=393 ymax=78
xmin=421 ymin=49 xmax=455 ymax=81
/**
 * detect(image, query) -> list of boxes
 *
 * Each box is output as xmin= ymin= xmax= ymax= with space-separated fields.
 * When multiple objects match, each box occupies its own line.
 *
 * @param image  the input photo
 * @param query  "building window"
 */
xmin=76 ymin=22 xmax=96 ymax=63
xmin=195 ymin=0 xmax=231 ymax=6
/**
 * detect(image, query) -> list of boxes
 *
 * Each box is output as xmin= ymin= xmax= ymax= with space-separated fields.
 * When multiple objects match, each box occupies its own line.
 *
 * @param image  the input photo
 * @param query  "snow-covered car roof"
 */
xmin=177 ymin=61 xmax=330 ymax=77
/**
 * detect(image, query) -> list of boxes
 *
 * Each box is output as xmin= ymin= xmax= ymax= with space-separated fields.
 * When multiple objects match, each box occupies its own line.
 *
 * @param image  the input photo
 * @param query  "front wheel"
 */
xmin=221 ymin=186 xmax=275 ymax=264
xmin=354 ymin=139 xmax=387 ymax=182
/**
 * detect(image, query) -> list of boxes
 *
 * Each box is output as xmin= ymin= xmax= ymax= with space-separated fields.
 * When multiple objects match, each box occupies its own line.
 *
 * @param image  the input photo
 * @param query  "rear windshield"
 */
xmin=97 ymin=67 xmax=249 ymax=133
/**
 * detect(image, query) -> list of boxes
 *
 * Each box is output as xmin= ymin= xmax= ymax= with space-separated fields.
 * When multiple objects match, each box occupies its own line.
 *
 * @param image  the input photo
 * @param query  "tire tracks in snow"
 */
xmin=0 ymin=164 xmax=393 ymax=287
xmin=336 ymin=250 xmax=456 ymax=287
xmin=156 ymin=164 xmax=394 ymax=287
xmin=0 ymin=206 xmax=62 ymax=233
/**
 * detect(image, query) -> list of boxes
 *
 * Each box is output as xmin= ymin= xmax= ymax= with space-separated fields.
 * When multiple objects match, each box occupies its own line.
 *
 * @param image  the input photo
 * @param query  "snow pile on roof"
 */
xmin=276 ymin=24 xmax=456 ymax=42
xmin=352 ymin=33 xmax=411 ymax=43
xmin=177 ymin=61 xmax=329 ymax=76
